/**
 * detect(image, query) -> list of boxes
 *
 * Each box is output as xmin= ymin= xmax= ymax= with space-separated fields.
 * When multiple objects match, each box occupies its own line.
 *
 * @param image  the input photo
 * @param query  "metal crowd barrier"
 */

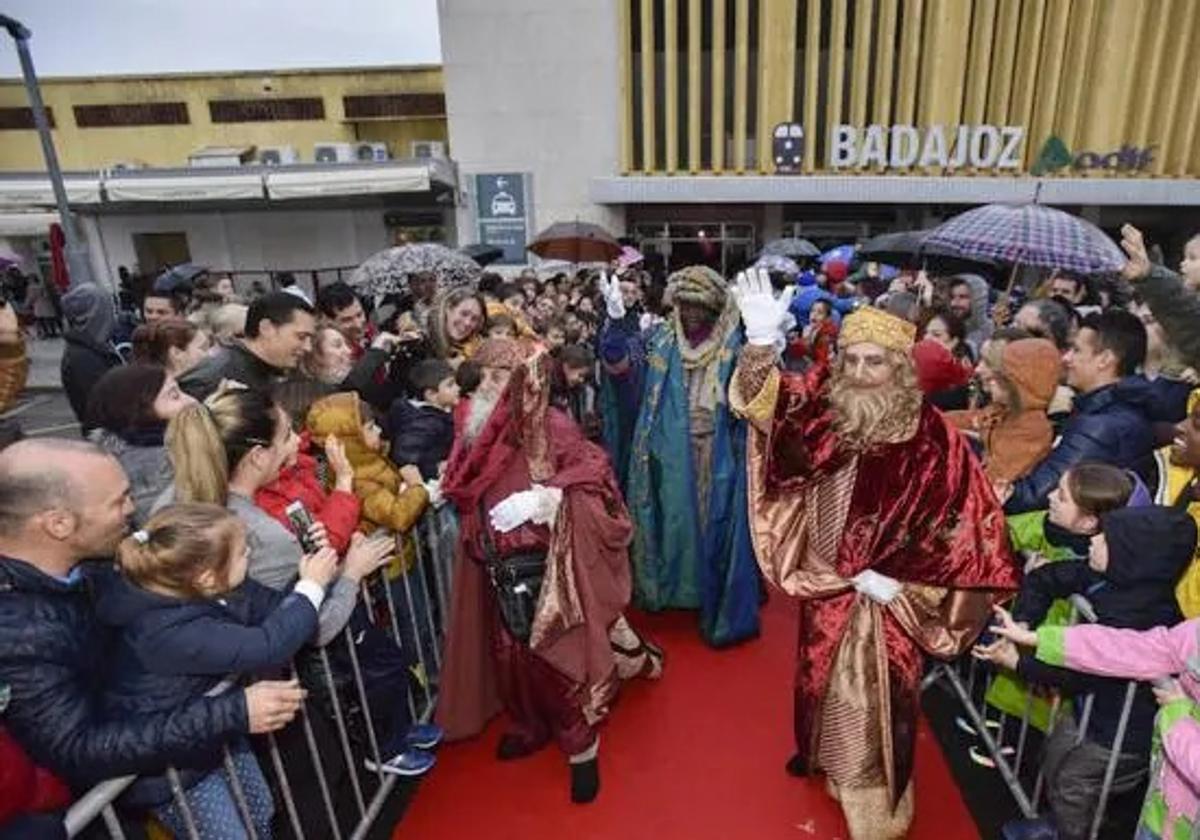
xmin=923 ymin=594 xmax=1143 ymax=840
xmin=61 ymin=506 xmax=459 ymax=840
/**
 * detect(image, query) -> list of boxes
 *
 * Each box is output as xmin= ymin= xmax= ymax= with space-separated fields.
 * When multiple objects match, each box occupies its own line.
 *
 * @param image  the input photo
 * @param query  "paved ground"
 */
xmin=4 ymin=336 xmax=80 ymax=438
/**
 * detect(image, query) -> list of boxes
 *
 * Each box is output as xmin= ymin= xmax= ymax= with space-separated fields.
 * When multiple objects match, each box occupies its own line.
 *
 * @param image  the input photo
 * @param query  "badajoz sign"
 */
xmin=773 ymin=123 xmax=1025 ymax=172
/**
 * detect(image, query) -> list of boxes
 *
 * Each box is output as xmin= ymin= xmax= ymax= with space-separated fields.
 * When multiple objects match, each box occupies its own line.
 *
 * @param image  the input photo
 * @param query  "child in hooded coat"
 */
xmin=976 ymin=505 xmax=1198 ymax=840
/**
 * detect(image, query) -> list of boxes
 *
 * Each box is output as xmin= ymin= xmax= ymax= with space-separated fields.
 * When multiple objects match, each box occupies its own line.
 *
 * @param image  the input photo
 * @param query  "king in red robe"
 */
xmin=729 ymin=277 xmax=1019 ymax=839
xmin=437 ymin=337 xmax=662 ymax=804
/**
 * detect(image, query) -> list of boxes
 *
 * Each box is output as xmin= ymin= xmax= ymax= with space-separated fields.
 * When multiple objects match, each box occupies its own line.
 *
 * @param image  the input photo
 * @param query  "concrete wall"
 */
xmin=0 ymin=66 xmax=448 ymax=171
xmin=439 ymin=0 xmax=625 ymax=253
xmin=83 ymin=207 xmax=391 ymax=283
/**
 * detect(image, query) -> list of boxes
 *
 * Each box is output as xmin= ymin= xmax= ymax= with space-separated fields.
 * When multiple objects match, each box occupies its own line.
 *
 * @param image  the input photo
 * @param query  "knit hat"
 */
xmin=665 ymin=265 xmax=729 ymax=313
xmin=840 ymin=306 xmax=917 ymax=353
xmin=1101 ymin=506 xmax=1197 ymax=587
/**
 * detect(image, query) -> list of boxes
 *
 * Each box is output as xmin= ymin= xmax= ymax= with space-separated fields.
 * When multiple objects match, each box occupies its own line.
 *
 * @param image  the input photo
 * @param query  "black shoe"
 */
xmin=570 ymin=757 xmax=600 ymax=804
xmin=785 ymin=753 xmax=808 ymax=777
xmin=496 ymin=732 xmax=545 ymax=761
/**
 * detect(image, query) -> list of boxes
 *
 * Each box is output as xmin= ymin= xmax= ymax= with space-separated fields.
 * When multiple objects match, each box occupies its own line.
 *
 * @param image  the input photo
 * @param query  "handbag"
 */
xmin=478 ymin=499 xmax=546 ymax=643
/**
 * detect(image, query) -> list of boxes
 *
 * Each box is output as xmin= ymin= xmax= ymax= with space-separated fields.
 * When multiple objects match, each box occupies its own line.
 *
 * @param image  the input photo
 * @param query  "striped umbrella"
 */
xmin=924 ymin=203 xmax=1125 ymax=277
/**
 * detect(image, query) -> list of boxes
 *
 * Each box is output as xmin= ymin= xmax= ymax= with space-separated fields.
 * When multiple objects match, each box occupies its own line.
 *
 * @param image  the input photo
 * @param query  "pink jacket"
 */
xmin=1037 ymin=621 xmax=1200 ymax=838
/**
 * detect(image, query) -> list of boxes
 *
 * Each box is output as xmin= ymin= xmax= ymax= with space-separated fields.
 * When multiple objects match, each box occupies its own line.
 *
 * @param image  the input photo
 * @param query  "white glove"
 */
xmin=733 ymin=268 xmax=797 ymax=347
xmin=597 ymin=270 xmax=626 ymax=320
xmin=424 ymin=478 xmax=444 ymax=508
xmin=850 ymin=569 xmax=903 ymax=605
xmin=488 ymin=485 xmax=563 ymax=533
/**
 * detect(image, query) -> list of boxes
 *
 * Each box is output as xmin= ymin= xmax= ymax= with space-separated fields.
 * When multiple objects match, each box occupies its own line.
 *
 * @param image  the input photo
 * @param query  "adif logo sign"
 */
xmin=1031 ymin=135 xmax=1156 ymax=175
xmin=773 ymin=123 xmax=1025 ymax=172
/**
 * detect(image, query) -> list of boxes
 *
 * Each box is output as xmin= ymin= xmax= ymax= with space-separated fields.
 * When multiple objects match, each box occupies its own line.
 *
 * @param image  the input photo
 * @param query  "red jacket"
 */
xmin=255 ymin=448 xmax=361 ymax=554
xmin=0 ymin=726 xmax=70 ymax=826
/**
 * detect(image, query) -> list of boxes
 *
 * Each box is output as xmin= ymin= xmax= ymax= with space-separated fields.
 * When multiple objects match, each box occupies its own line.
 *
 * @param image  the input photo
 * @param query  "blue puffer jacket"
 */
xmin=0 ymin=557 xmax=247 ymax=791
xmin=1005 ymin=377 xmax=1157 ymax=514
xmin=92 ymin=566 xmax=318 ymax=807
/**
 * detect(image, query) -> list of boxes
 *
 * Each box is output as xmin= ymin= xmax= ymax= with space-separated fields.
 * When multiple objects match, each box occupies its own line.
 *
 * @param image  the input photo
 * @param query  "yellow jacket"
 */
xmin=1153 ymin=390 xmax=1200 ymax=617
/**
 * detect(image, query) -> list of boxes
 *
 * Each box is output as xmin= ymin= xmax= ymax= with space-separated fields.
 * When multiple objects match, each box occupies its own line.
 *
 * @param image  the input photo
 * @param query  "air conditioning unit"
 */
xmin=188 ymin=146 xmax=255 ymax=168
xmin=257 ymin=145 xmax=299 ymax=166
xmin=354 ymin=141 xmax=390 ymax=162
xmin=411 ymin=140 xmax=446 ymax=159
xmin=313 ymin=142 xmax=356 ymax=163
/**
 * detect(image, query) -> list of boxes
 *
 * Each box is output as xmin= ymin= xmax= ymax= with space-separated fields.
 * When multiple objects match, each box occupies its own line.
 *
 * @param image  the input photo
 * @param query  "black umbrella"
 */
xmin=459 ymin=244 xmax=504 ymax=267
xmin=758 ymin=237 xmax=821 ymax=262
xmin=859 ymin=229 xmax=1002 ymax=276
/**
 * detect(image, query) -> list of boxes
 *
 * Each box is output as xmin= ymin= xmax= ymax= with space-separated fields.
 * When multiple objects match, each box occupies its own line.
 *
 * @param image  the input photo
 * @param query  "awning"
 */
xmin=265 ymin=164 xmax=431 ymax=200
xmin=0 ymin=212 xmax=59 ymax=237
xmin=0 ymin=178 xmax=102 ymax=207
xmin=105 ymin=174 xmax=265 ymax=203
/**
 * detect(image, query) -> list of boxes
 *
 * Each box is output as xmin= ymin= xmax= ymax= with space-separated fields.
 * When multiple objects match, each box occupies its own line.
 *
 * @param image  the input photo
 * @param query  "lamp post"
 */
xmin=0 ymin=14 xmax=93 ymax=287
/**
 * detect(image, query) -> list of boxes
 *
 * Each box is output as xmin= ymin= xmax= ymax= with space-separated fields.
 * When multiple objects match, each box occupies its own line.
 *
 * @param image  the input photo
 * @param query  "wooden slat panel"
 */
xmin=893 ymin=0 xmax=924 ymax=125
xmin=825 ymin=0 xmax=847 ymax=152
xmin=640 ymin=0 xmax=657 ymax=172
xmin=665 ymin=0 xmax=679 ymax=172
xmin=688 ymin=0 xmax=702 ymax=171
xmin=962 ymin=0 xmax=996 ymax=126
xmin=848 ymin=0 xmax=875 ymax=132
xmin=917 ymin=0 xmax=969 ymax=133
xmin=1025 ymin=0 xmax=1070 ymax=170
xmin=1054 ymin=0 xmax=1097 ymax=150
xmin=757 ymin=0 xmax=798 ymax=172
xmin=1077 ymin=0 xmax=1143 ymax=153
xmin=712 ymin=0 xmax=727 ymax=171
xmin=1007 ymin=0 xmax=1046 ymax=132
xmin=985 ymin=0 xmax=1021 ymax=127
xmin=1125 ymin=0 xmax=1171 ymax=148
xmin=802 ymin=0 xmax=821 ymax=172
xmin=872 ymin=0 xmax=900 ymax=127
xmin=1150 ymin=0 xmax=1192 ymax=174
xmin=619 ymin=0 xmax=634 ymax=172
xmin=733 ymin=0 xmax=750 ymax=171
xmin=1170 ymin=2 xmax=1200 ymax=174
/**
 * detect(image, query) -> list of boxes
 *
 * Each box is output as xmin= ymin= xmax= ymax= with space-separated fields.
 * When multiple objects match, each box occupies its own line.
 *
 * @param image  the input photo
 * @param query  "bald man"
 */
xmin=0 ymin=439 xmax=304 ymax=791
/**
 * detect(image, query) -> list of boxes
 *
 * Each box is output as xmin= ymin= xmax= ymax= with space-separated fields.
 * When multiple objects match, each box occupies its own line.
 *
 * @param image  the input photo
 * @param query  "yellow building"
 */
xmin=0 ymin=64 xmax=448 ymax=170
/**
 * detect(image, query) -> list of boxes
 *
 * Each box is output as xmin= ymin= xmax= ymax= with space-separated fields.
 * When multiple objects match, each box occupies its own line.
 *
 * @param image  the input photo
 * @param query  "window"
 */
xmin=74 ymin=103 xmax=189 ymax=127
xmin=343 ymin=93 xmax=446 ymax=119
xmin=0 ymin=106 xmax=55 ymax=130
xmin=208 ymin=97 xmax=325 ymax=123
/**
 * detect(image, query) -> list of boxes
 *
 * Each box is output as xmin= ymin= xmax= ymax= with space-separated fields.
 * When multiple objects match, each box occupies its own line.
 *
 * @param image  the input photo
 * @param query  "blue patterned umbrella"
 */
xmin=924 ymin=203 xmax=1124 ymax=276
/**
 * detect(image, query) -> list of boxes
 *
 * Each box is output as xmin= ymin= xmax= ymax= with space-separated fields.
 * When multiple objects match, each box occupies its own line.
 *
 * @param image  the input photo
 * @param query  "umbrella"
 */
xmin=154 ymin=262 xmax=208 ymax=294
xmin=0 ymin=256 xmax=16 ymax=271
xmin=859 ymin=229 xmax=1002 ymax=275
xmin=819 ymin=244 xmax=858 ymax=273
xmin=753 ymin=254 xmax=801 ymax=275
xmin=759 ymin=237 xmax=821 ymax=261
xmin=924 ymin=204 xmax=1125 ymax=281
xmin=527 ymin=221 xmax=622 ymax=263
xmin=459 ymin=244 xmax=504 ymax=267
xmin=349 ymin=244 xmax=482 ymax=298
xmin=616 ymin=245 xmax=644 ymax=271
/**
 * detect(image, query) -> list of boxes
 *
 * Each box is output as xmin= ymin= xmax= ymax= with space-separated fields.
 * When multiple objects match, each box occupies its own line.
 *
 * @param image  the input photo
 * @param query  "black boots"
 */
xmin=570 ymin=757 xmax=600 ymax=804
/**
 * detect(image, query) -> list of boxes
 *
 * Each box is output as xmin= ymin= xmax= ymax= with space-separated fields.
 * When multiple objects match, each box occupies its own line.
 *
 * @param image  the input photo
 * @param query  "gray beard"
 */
xmin=464 ymin=389 xmax=501 ymax=445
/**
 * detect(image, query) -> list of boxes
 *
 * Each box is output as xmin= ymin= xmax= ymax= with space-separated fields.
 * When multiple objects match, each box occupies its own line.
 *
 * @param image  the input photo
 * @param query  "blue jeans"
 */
xmin=153 ymin=743 xmax=273 ymax=840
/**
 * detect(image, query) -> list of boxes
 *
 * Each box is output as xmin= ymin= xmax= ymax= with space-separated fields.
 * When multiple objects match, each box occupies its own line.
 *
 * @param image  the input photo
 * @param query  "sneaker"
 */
xmin=405 ymin=722 xmax=444 ymax=750
xmin=1000 ymin=816 xmax=1058 ymax=840
xmin=364 ymin=748 xmax=436 ymax=777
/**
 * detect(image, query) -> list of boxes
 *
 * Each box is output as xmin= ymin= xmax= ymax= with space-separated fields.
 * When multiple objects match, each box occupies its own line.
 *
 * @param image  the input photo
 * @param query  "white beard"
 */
xmin=464 ymin=389 xmax=501 ymax=445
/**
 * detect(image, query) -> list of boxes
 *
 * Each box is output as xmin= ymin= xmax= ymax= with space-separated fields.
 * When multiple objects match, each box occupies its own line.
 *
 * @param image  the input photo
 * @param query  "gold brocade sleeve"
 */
xmin=729 ymin=344 xmax=780 ymax=429
xmin=887 ymin=584 xmax=1005 ymax=659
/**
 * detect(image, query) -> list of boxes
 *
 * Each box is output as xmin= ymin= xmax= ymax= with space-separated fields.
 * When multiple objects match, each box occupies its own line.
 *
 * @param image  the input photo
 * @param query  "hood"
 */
xmin=1002 ymin=339 xmax=1061 ymax=412
xmin=306 ymin=391 xmax=376 ymax=466
xmin=1101 ymin=506 xmax=1197 ymax=588
xmin=92 ymin=564 xmax=196 ymax=630
xmin=912 ymin=339 xmax=971 ymax=396
xmin=953 ymin=274 xmax=991 ymax=330
xmin=1110 ymin=375 xmax=1164 ymax=411
xmin=61 ymin=283 xmax=116 ymax=347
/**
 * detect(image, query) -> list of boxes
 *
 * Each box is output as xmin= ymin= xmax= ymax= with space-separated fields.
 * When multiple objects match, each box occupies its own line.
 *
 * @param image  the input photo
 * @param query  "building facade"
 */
xmin=0 ymin=65 xmax=453 ymax=290
xmin=441 ymin=0 xmax=1200 ymax=272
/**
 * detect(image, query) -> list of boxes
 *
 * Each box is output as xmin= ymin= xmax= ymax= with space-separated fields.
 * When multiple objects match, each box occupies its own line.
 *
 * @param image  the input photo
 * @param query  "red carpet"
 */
xmin=396 ymin=596 xmax=979 ymax=840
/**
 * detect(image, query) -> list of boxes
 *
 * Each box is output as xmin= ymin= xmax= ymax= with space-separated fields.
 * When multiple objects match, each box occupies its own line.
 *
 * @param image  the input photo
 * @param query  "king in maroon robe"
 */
xmin=436 ymin=338 xmax=662 ymax=802
xmin=730 ymin=307 xmax=1019 ymax=839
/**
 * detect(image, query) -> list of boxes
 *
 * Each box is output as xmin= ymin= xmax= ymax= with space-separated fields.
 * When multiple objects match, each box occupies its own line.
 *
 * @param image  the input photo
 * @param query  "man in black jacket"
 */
xmin=0 ymin=438 xmax=304 ymax=791
xmin=179 ymin=292 xmax=316 ymax=399
xmin=1003 ymin=310 xmax=1156 ymax=514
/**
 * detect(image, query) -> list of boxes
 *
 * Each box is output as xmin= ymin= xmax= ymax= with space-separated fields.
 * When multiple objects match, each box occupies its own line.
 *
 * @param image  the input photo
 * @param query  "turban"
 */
xmin=840 ymin=306 xmax=916 ymax=353
xmin=474 ymin=337 xmax=525 ymax=370
xmin=665 ymin=265 xmax=729 ymax=313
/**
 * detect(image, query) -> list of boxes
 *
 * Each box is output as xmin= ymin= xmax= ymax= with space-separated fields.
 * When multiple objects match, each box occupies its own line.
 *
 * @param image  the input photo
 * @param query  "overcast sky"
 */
xmin=0 ymin=0 xmax=442 ymax=78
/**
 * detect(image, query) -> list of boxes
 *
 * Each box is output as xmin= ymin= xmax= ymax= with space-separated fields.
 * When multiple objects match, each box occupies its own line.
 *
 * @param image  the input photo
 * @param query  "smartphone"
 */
xmin=285 ymin=501 xmax=319 ymax=553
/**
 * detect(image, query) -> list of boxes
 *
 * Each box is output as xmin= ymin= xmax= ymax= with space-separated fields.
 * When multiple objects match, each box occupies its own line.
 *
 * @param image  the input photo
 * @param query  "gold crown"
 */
xmin=839 ymin=307 xmax=917 ymax=353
